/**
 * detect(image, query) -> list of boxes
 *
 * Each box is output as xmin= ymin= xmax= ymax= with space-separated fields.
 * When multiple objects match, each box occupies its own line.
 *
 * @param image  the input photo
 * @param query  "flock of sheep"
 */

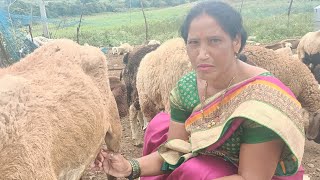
xmin=0 ymin=30 xmax=319 ymax=179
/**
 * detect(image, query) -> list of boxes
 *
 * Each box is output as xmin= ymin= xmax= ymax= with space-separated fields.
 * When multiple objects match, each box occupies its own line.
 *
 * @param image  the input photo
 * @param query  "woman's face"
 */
xmin=186 ymin=13 xmax=241 ymax=81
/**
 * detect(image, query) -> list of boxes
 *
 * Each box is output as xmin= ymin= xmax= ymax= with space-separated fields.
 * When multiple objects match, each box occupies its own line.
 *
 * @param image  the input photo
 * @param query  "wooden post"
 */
xmin=38 ymin=0 xmax=49 ymax=38
xmin=77 ymin=14 xmax=83 ymax=44
xmin=240 ymin=0 xmax=245 ymax=14
xmin=140 ymin=0 xmax=148 ymax=42
xmin=0 ymin=35 xmax=10 ymax=67
xmin=287 ymin=0 xmax=294 ymax=28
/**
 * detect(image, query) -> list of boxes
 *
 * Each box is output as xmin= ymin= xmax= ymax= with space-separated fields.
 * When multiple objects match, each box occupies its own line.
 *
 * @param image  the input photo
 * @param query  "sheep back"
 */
xmin=243 ymin=45 xmax=320 ymax=133
xmin=122 ymin=44 xmax=160 ymax=106
xmin=119 ymin=43 xmax=134 ymax=54
xmin=136 ymin=38 xmax=192 ymax=120
xmin=0 ymin=39 xmax=122 ymax=179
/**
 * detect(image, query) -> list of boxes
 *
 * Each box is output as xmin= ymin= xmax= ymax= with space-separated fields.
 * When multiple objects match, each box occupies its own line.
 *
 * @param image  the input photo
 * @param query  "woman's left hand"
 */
xmin=91 ymin=149 xmax=132 ymax=178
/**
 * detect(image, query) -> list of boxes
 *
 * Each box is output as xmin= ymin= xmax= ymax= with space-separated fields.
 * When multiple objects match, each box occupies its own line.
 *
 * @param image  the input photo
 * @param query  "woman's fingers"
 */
xmin=101 ymin=150 xmax=121 ymax=161
xmin=106 ymin=152 xmax=124 ymax=163
xmin=95 ymin=153 xmax=104 ymax=165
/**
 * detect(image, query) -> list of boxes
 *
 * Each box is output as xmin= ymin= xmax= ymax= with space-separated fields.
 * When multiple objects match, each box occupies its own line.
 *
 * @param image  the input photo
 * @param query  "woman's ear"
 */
xmin=233 ymin=34 xmax=241 ymax=53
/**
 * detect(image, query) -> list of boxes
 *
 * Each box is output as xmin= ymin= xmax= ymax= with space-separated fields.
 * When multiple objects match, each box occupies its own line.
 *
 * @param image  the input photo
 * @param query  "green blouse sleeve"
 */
xmin=169 ymin=71 xmax=199 ymax=123
xmin=170 ymin=86 xmax=191 ymax=123
xmin=241 ymin=120 xmax=281 ymax=144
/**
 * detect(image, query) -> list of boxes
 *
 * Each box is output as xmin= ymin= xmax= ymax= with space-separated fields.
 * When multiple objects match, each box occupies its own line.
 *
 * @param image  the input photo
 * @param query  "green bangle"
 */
xmin=126 ymin=159 xmax=141 ymax=180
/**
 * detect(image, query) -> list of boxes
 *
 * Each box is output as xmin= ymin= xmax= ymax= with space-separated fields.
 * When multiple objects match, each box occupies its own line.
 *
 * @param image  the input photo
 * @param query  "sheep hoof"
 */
xmin=143 ymin=122 xmax=149 ymax=131
xmin=313 ymin=133 xmax=320 ymax=144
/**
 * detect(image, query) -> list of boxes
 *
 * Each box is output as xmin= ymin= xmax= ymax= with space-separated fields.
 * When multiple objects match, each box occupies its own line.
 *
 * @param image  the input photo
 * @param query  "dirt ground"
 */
xmin=81 ymin=51 xmax=320 ymax=180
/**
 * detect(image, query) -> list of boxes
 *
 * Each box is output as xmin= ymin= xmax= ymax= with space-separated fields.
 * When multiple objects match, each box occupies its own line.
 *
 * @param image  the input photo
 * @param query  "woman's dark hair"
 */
xmin=180 ymin=0 xmax=247 ymax=53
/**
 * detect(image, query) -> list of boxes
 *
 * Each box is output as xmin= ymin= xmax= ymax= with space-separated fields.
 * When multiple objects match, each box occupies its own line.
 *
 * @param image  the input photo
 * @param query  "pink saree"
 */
xmin=141 ymin=75 xmax=305 ymax=180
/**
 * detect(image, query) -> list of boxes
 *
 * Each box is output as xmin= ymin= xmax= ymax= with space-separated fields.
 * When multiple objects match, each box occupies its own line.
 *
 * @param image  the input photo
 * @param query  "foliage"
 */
xmin=5 ymin=0 xmax=193 ymax=18
xmin=18 ymin=0 xmax=320 ymax=46
xmin=80 ymin=0 xmax=100 ymax=4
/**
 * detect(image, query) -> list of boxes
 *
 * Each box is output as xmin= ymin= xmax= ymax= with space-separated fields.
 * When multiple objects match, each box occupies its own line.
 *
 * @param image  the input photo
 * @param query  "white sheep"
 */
xmin=0 ymin=39 xmax=122 ymax=179
xmin=265 ymin=39 xmax=300 ymax=50
xmin=147 ymin=40 xmax=161 ymax=46
xmin=135 ymin=38 xmax=192 ymax=146
xmin=112 ymin=47 xmax=119 ymax=55
xmin=274 ymin=42 xmax=293 ymax=60
xmin=33 ymin=36 xmax=53 ymax=47
xmin=112 ymin=43 xmax=134 ymax=55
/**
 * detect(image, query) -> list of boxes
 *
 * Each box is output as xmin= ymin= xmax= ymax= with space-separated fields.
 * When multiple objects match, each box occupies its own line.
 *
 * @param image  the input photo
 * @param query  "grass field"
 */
xmin=32 ymin=0 xmax=319 ymax=46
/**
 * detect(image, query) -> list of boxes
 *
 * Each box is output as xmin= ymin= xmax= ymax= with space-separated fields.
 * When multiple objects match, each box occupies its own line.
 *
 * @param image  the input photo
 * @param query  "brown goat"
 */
xmin=122 ymin=44 xmax=160 ymax=146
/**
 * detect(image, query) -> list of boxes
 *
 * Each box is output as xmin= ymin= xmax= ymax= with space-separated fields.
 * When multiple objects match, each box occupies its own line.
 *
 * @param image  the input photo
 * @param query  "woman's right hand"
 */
xmin=91 ymin=149 xmax=132 ymax=178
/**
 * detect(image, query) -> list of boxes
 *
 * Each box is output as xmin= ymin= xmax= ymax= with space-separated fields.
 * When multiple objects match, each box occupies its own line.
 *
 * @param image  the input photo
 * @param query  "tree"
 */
xmin=151 ymin=0 xmax=166 ymax=7
xmin=125 ymin=0 xmax=140 ymax=8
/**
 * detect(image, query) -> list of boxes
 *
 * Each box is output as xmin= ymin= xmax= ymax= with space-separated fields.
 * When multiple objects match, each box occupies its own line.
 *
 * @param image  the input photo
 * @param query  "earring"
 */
xmin=234 ymin=52 xmax=239 ymax=59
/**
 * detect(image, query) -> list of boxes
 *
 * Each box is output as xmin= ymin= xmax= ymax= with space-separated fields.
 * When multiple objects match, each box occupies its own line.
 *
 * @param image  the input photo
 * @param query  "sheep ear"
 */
xmin=306 ymin=112 xmax=320 ymax=140
xmin=123 ymin=53 xmax=129 ymax=64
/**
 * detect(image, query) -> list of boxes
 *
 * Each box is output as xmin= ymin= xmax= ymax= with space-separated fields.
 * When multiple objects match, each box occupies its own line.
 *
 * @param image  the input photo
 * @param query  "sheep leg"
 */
xmin=129 ymin=104 xmax=143 ymax=147
xmin=306 ymin=111 xmax=320 ymax=143
xmin=107 ymin=175 xmax=117 ymax=180
xmin=142 ymin=115 xmax=149 ymax=131
xmin=140 ymin=96 xmax=158 ymax=123
xmin=104 ymin=117 xmax=122 ymax=180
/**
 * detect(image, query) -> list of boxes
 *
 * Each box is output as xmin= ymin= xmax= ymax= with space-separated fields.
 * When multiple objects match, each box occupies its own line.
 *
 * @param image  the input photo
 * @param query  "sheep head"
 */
xmin=284 ymin=42 xmax=292 ymax=48
xmin=305 ymin=109 xmax=320 ymax=143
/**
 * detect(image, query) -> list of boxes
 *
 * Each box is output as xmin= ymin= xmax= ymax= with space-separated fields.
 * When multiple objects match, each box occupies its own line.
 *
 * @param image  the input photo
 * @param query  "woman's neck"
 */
xmin=207 ymin=61 xmax=240 ymax=91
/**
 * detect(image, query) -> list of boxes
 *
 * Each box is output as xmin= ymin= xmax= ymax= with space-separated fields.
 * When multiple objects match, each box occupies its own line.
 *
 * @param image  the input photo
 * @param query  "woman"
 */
xmin=93 ymin=1 xmax=305 ymax=179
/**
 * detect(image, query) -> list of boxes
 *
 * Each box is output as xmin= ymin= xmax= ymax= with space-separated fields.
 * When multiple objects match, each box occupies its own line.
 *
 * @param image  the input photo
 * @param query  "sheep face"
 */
xmin=303 ymin=52 xmax=320 ymax=67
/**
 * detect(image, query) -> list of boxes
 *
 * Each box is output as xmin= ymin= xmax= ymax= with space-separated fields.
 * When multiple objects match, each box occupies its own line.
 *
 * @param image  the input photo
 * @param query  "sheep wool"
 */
xmin=136 ymin=38 xmax=192 ymax=123
xmin=243 ymin=45 xmax=320 ymax=141
xmin=109 ymin=76 xmax=128 ymax=118
xmin=0 ymin=39 xmax=122 ymax=180
xmin=312 ymin=64 xmax=320 ymax=84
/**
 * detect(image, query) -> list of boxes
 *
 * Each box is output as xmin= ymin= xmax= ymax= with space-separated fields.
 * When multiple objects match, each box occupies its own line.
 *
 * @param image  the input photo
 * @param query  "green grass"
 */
xmin=32 ymin=0 xmax=319 ymax=46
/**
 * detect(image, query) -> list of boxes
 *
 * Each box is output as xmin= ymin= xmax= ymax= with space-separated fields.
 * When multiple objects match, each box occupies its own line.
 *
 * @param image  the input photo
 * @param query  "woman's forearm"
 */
xmin=136 ymin=151 xmax=165 ymax=176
